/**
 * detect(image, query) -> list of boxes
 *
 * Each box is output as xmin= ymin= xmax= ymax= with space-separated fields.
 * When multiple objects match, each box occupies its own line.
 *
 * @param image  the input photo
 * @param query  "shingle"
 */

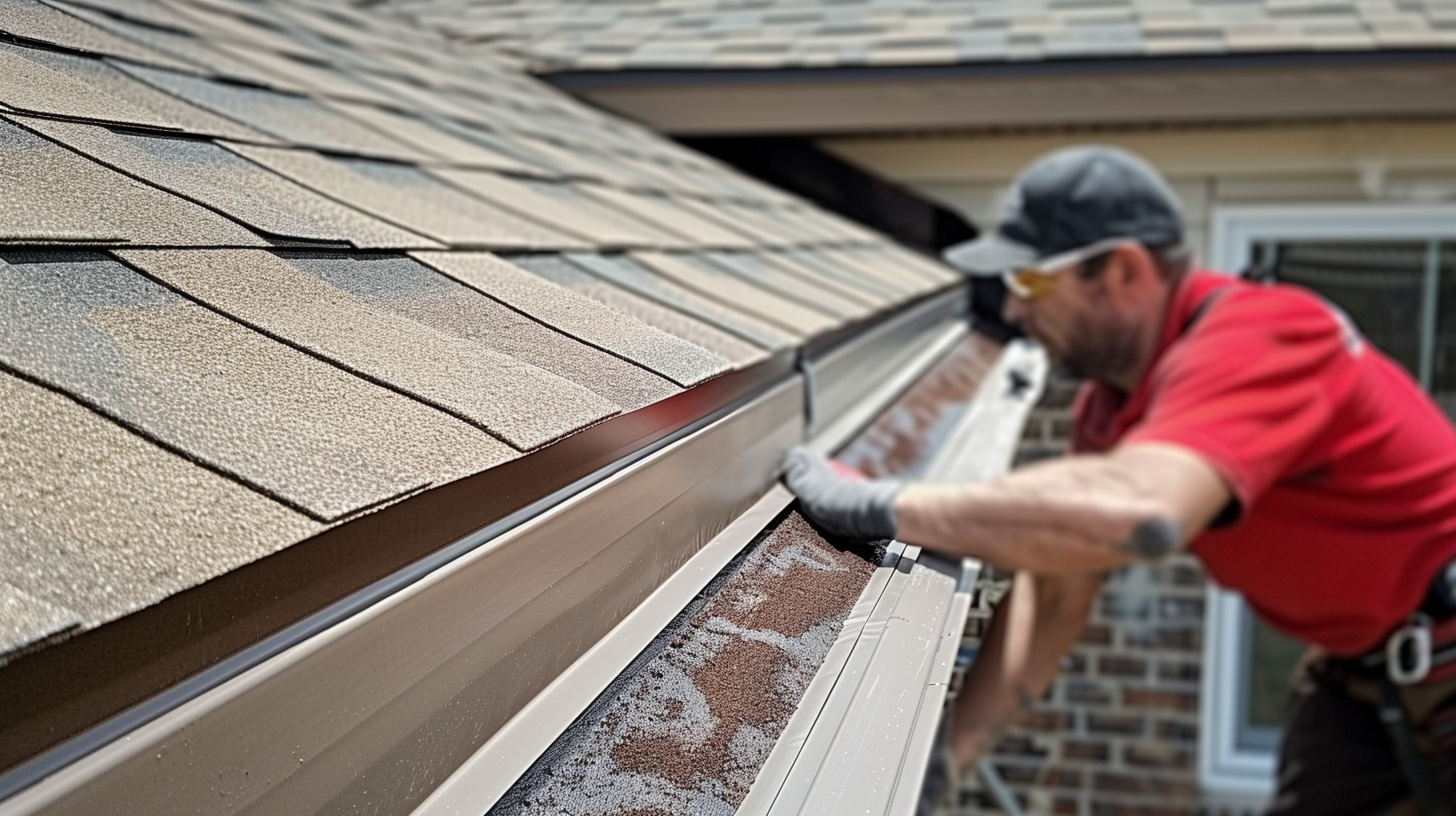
xmin=791 ymin=247 xmax=929 ymax=298
xmin=322 ymin=99 xmax=538 ymax=172
xmin=0 ymin=41 xmax=181 ymax=129
xmin=116 ymin=63 xmax=432 ymax=161
xmin=209 ymin=41 xmax=404 ymax=107
xmin=17 ymin=117 xmax=438 ymax=250
xmin=117 ymin=248 xmax=619 ymax=451
xmin=0 ymin=582 xmax=80 ymax=662
xmin=0 ymin=44 xmax=274 ymax=141
xmin=509 ymin=253 xmax=769 ymax=367
xmin=410 ymin=250 xmax=730 ymax=387
xmin=222 ymin=143 xmax=587 ymax=250
xmin=768 ymin=249 xmax=907 ymax=304
xmin=0 ymin=250 xmax=512 ymax=520
xmin=0 ymin=116 xmax=266 ymax=247
xmin=431 ymin=169 xmax=683 ymax=247
xmin=274 ymin=252 xmax=682 ymax=412
xmin=0 ymin=370 xmax=322 ymax=656
xmin=630 ymin=249 xmax=834 ymax=337
xmin=863 ymin=243 xmax=962 ymax=286
xmin=703 ymin=251 xmax=871 ymax=320
xmin=0 ymin=0 xmax=196 ymax=71
xmin=52 ymin=1 xmax=273 ymax=82
xmin=565 ymin=252 xmax=795 ymax=349
xmin=579 ymin=186 xmax=757 ymax=248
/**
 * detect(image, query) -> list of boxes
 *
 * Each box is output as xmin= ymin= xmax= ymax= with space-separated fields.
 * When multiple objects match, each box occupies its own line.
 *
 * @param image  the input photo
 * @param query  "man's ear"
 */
xmin=1109 ymin=243 xmax=1157 ymax=294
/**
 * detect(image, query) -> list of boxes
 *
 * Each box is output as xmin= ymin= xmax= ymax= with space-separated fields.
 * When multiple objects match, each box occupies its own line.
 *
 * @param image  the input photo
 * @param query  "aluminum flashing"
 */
xmin=117 ymin=248 xmax=618 ymax=451
xmin=0 ymin=249 xmax=513 ymax=520
xmin=410 ymin=250 xmax=729 ymax=387
xmin=16 ymin=117 xmax=437 ymax=249
xmin=0 ymin=369 xmax=803 ymax=816
xmin=508 ymin=253 xmax=769 ymax=368
xmin=0 ymin=117 xmax=266 ymax=247
xmin=0 ymin=369 xmax=321 ymax=661
xmin=224 ymin=143 xmax=587 ymax=249
xmin=282 ymin=252 xmax=683 ymax=412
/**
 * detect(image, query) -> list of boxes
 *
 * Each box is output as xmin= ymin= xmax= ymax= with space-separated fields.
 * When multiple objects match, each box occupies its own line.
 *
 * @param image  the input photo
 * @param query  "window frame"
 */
xmin=1201 ymin=204 xmax=1456 ymax=798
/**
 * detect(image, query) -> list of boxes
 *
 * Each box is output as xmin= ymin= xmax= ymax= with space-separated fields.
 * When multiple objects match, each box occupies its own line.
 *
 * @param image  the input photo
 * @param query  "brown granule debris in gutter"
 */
xmin=489 ymin=512 xmax=875 ymax=816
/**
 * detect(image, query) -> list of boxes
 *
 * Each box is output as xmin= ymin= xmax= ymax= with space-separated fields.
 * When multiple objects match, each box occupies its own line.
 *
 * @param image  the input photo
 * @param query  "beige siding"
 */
xmin=823 ymin=119 xmax=1456 ymax=266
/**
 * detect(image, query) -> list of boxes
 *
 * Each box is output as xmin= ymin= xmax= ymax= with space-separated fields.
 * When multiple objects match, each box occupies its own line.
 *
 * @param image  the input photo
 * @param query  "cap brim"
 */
xmin=941 ymin=232 xmax=1039 ymax=277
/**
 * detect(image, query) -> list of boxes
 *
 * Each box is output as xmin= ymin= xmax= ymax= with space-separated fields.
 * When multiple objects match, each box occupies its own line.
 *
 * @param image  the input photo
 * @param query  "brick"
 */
xmin=1053 ymin=796 xmax=1080 ymax=816
xmin=1167 ymin=561 xmax=1205 ymax=588
xmin=1096 ymin=655 xmax=1148 ymax=679
xmin=1062 ymin=739 xmax=1111 ymax=762
xmin=1062 ymin=651 xmax=1089 ymax=676
xmin=1099 ymin=594 xmax=1152 ymax=623
xmin=1080 ymin=623 xmax=1114 ymax=646
xmin=1018 ymin=708 xmax=1075 ymax=732
xmin=1090 ymin=799 xmax=1199 ymax=816
xmin=1122 ymin=686 xmax=1199 ymax=713
xmin=1066 ymin=679 xmax=1114 ymax=706
xmin=1157 ymin=595 xmax=1205 ymax=622
xmin=1086 ymin=712 xmax=1146 ymax=736
xmin=1124 ymin=743 xmax=1194 ymax=770
xmin=994 ymin=762 xmax=1041 ymax=784
xmin=1123 ymin=625 xmax=1201 ymax=652
xmin=995 ymin=733 xmax=1050 ymax=758
xmin=1156 ymin=660 xmax=1201 ymax=684
xmin=1092 ymin=771 xmax=1199 ymax=797
xmin=1153 ymin=718 xmax=1198 ymax=743
xmin=1042 ymin=765 xmax=1084 ymax=789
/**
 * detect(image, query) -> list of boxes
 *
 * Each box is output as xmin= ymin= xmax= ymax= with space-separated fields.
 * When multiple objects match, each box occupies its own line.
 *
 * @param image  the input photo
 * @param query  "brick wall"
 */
xmin=949 ymin=372 xmax=1214 ymax=816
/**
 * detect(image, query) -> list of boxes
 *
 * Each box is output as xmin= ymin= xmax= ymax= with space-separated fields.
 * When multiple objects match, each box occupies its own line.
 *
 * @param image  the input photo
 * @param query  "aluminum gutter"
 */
xmin=740 ymin=339 xmax=1047 ymax=816
xmin=0 ymin=285 xmax=968 ymax=816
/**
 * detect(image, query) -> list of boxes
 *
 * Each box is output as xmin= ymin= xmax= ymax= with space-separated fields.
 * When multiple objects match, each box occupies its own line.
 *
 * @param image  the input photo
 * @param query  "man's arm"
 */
xmin=951 ymin=570 xmax=1102 ymax=769
xmin=894 ymin=442 xmax=1231 ymax=573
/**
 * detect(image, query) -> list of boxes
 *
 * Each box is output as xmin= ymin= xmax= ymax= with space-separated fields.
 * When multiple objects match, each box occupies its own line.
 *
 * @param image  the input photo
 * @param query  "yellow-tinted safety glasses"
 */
xmin=1002 ymin=237 xmax=1132 ymax=301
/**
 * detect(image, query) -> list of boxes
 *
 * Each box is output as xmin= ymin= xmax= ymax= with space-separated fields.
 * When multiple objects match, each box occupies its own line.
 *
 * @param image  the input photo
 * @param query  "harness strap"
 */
xmin=1378 ymin=673 xmax=1456 ymax=816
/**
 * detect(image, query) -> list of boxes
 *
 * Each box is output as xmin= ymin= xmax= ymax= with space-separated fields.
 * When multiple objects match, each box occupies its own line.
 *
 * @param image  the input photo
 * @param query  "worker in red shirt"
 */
xmin=784 ymin=145 xmax=1456 ymax=815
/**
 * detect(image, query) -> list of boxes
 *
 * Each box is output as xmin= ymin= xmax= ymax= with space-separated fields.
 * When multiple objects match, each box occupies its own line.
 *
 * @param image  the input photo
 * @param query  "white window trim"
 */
xmin=1201 ymin=203 xmax=1456 ymax=798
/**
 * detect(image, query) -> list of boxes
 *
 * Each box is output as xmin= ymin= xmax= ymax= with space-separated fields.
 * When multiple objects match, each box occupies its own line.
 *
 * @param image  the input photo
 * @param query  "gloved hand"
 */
xmin=780 ymin=446 xmax=902 ymax=541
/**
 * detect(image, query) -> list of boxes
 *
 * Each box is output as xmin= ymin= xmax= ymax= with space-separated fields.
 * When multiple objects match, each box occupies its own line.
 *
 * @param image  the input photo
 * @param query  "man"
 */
xmin=783 ymin=146 xmax=1456 ymax=815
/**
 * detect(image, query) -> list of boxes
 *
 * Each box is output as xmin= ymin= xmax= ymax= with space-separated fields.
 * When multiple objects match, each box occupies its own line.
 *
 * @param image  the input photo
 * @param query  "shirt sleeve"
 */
xmin=1123 ymin=286 xmax=1351 ymax=513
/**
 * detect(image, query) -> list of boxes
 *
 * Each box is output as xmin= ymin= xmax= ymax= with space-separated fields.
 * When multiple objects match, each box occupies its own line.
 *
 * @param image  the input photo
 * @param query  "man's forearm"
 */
xmin=894 ymin=444 xmax=1224 ymax=573
xmin=952 ymin=571 xmax=1103 ymax=769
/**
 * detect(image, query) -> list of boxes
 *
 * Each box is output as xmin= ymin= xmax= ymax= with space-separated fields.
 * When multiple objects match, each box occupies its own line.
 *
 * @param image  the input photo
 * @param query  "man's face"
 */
xmin=1001 ymin=255 xmax=1144 ymax=384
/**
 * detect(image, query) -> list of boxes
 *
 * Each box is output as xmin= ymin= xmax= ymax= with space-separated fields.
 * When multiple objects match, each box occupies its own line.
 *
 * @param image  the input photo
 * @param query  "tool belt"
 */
xmin=1333 ymin=559 xmax=1456 ymax=815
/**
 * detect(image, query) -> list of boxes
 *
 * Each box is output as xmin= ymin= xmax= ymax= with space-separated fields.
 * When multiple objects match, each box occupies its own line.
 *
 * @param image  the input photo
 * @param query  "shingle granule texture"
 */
xmin=0 ymin=41 xmax=179 ymax=129
xmin=116 ymin=63 xmax=429 ymax=161
xmin=278 ymin=252 xmax=681 ymax=412
xmin=0 ymin=582 xmax=80 ymax=663
xmin=0 ymin=42 xmax=271 ymax=141
xmin=630 ymin=250 xmax=833 ymax=338
xmin=580 ymin=186 xmax=756 ymax=249
xmin=411 ymin=251 xmax=730 ymax=387
xmin=489 ymin=512 xmax=875 ymax=816
xmin=0 ymin=370 xmax=322 ymax=664
xmin=0 ymin=0 xmax=194 ymax=71
xmin=566 ymin=252 xmax=793 ymax=350
xmin=0 ymin=250 xmax=513 ymax=520
xmin=432 ymin=169 xmax=676 ymax=247
xmin=17 ymin=117 xmax=436 ymax=249
xmin=509 ymin=253 xmax=769 ymax=368
xmin=324 ymin=100 xmax=532 ymax=172
xmin=702 ymin=252 xmax=866 ymax=321
xmin=223 ymin=143 xmax=587 ymax=250
xmin=765 ymin=250 xmax=901 ymax=306
xmin=118 ymin=248 xmax=619 ymax=451
xmin=0 ymin=116 xmax=266 ymax=247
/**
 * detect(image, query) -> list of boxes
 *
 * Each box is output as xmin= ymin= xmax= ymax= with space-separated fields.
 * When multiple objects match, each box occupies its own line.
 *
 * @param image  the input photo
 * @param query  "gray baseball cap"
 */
xmin=943 ymin=145 xmax=1183 ymax=276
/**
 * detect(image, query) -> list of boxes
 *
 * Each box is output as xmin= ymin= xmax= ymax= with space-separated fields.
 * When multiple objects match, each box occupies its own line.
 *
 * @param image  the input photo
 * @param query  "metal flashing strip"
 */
xmin=0 ymin=377 xmax=804 ymax=816
xmin=806 ymin=287 xmax=967 ymax=453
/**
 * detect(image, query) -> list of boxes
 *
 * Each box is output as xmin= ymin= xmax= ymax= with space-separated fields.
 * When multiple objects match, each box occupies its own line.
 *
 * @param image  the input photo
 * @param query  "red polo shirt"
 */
xmin=1074 ymin=271 xmax=1456 ymax=655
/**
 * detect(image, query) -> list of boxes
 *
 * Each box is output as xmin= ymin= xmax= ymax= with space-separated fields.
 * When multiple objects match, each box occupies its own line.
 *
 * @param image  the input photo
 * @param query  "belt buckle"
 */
xmin=1387 ymin=613 xmax=1434 ymax=686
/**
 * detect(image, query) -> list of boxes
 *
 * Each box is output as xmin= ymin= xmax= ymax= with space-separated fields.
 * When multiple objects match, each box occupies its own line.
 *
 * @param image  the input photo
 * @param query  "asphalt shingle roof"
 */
xmin=383 ymin=0 xmax=1456 ymax=72
xmin=0 ymin=0 xmax=958 ymax=669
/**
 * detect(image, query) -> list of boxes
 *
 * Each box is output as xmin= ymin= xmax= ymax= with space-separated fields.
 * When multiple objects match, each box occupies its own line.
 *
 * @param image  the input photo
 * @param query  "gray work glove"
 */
xmin=781 ymin=446 xmax=902 ymax=541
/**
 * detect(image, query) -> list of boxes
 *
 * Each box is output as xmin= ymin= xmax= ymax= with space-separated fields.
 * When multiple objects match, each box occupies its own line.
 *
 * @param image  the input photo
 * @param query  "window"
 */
xmin=1202 ymin=205 xmax=1456 ymax=798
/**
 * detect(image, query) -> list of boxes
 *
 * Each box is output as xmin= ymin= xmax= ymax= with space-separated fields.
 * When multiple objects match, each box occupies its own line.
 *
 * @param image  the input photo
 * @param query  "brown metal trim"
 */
xmin=0 ymin=347 xmax=793 ymax=791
